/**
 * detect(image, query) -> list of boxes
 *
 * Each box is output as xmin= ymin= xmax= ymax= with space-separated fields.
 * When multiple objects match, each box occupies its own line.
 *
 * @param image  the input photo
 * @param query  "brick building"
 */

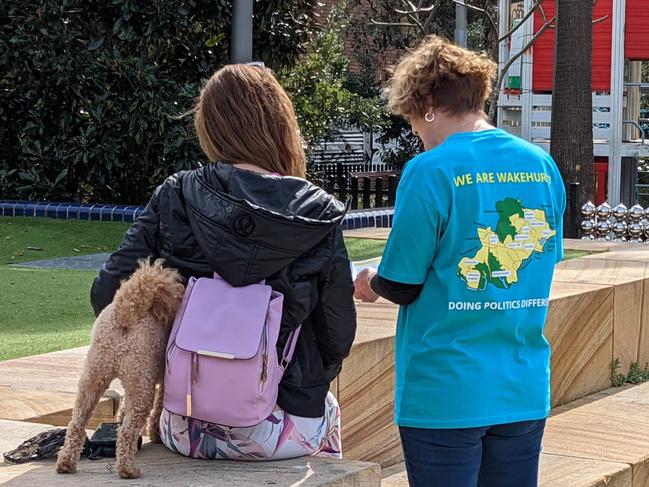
xmin=313 ymin=0 xmax=403 ymax=84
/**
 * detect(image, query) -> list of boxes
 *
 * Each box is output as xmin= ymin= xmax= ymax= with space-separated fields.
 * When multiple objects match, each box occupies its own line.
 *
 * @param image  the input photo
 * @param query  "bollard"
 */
xmin=350 ymin=177 xmax=359 ymax=210
xmin=567 ymin=182 xmax=581 ymax=239
xmin=387 ymin=176 xmax=397 ymax=207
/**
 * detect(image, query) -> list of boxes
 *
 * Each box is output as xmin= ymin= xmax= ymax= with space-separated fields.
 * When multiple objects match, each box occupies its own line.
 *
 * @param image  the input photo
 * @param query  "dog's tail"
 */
xmin=112 ymin=259 xmax=185 ymax=329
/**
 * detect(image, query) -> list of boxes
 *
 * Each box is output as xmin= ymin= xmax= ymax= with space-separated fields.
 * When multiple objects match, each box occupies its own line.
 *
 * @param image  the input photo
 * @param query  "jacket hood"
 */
xmin=177 ymin=163 xmax=346 ymax=286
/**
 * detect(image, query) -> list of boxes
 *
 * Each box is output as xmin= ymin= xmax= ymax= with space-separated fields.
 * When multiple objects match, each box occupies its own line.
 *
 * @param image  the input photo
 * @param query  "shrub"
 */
xmin=0 ymin=0 xmax=317 ymax=204
xmin=279 ymin=5 xmax=387 ymax=152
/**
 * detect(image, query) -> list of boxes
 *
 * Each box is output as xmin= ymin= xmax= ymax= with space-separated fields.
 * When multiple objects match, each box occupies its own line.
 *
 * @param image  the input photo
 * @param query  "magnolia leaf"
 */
xmin=87 ymin=38 xmax=104 ymax=51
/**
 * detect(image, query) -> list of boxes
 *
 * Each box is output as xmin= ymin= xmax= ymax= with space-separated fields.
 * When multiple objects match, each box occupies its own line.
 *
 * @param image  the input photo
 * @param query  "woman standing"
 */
xmin=355 ymin=36 xmax=566 ymax=486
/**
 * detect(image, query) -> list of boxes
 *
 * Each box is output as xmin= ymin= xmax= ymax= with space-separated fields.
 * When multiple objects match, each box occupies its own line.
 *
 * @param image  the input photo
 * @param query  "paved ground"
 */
xmin=13 ymin=237 xmax=636 ymax=273
xmin=10 ymin=253 xmax=110 ymax=271
xmin=11 ymin=253 xmax=380 ymax=276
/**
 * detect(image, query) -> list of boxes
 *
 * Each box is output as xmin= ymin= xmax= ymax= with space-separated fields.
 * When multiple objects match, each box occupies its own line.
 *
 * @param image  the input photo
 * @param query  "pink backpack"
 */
xmin=163 ymin=274 xmax=300 ymax=427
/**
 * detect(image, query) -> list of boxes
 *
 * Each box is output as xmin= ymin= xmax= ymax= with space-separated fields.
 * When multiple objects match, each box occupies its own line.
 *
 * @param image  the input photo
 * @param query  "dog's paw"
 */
xmin=115 ymin=455 xmax=140 ymax=479
xmin=117 ymin=463 xmax=141 ymax=479
xmin=55 ymin=454 xmax=77 ymax=474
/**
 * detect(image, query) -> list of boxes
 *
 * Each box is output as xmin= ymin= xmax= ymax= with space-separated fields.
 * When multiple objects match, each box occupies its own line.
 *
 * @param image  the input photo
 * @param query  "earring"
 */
xmin=425 ymin=112 xmax=435 ymax=123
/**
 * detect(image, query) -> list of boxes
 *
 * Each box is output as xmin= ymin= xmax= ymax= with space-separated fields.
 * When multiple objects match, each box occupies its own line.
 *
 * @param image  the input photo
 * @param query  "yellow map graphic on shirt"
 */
xmin=457 ymin=198 xmax=556 ymax=291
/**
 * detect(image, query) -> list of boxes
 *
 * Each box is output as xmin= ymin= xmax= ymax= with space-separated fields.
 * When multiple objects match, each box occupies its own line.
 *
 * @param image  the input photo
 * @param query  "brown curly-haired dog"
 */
xmin=56 ymin=259 xmax=185 ymax=479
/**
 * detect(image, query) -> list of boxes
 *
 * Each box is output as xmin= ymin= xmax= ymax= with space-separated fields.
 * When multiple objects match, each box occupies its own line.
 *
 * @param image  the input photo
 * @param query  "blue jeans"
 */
xmin=399 ymin=419 xmax=546 ymax=487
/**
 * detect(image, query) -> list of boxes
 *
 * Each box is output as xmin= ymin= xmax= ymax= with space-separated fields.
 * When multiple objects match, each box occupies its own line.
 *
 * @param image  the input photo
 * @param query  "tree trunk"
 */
xmin=550 ymin=0 xmax=594 ymax=236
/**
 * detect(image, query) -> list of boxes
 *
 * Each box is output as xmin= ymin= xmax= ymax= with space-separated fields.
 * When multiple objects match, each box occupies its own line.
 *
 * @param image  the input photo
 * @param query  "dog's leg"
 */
xmin=56 ymin=359 xmax=114 ymax=474
xmin=147 ymin=383 xmax=164 ymax=443
xmin=116 ymin=379 xmax=155 ymax=479
xmin=115 ymin=392 xmax=129 ymax=424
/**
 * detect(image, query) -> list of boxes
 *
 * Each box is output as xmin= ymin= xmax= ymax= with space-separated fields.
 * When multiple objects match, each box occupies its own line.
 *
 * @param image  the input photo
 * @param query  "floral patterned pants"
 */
xmin=160 ymin=392 xmax=342 ymax=460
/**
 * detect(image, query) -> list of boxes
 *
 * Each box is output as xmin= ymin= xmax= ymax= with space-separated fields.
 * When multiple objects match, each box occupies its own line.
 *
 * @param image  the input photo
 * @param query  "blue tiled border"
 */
xmin=340 ymin=208 xmax=394 ymax=231
xmin=0 ymin=200 xmax=393 ymax=229
xmin=0 ymin=200 xmax=146 ymax=223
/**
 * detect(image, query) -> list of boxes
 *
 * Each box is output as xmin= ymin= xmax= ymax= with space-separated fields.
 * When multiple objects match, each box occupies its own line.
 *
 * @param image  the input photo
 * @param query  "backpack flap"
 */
xmin=174 ymin=277 xmax=273 ymax=359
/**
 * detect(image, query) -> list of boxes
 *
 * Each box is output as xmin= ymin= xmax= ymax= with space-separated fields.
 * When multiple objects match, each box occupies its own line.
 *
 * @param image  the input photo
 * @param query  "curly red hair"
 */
xmin=388 ymin=36 xmax=497 ymax=119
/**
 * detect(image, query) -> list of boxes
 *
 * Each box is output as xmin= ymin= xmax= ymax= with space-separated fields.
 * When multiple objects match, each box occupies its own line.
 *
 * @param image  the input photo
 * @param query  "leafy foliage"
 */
xmin=279 ymin=5 xmax=387 ymax=152
xmin=0 ymin=0 xmax=317 ymax=204
xmin=343 ymin=0 xmax=498 ymax=168
xmin=611 ymin=358 xmax=649 ymax=387
xmin=611 ymin=358 xmax=628 ymax=387
xmin=626 ymin=362 xmax=649 ymax=384
xmin=375 ymin=116 xmax=423 ymax=169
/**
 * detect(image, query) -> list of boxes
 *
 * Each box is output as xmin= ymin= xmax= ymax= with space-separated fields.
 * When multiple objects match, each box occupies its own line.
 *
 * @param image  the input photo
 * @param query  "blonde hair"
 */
xmin=194 ymin=65 xmax=306 ymax=178
xmin=388 ymin=36 xmax=497 ymax=119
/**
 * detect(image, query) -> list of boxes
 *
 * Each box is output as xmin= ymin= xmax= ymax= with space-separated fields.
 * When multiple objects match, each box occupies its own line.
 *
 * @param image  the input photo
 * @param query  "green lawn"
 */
xmin=0 ymin=217 xmax=129 ymax=360
xmin=0 ymin=217 xmax=385 ymax=264
xmin=0 ymin=217 xmax=133 ymax=360
xmin=0 ymin=217 xmax=130 ymax=264
xmin=0 ymin=267 xmax=96 ymax=360
xmin=0 ymin=216 xmax=589 ymax=362
xmin=344 ymin=238 xmax=386 ymax=261
xmin=0 ymin=217 xmax=387 ymax=361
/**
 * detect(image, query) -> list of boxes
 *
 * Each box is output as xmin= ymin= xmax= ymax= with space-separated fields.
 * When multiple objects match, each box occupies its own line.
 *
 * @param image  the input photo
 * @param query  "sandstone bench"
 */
xmin=2 ymin=248 xmax=649 ymax=468
xmin=0 ymin=420 xmax=380 ymax=487
xmin=0 ymin=348 xmax=118 ymax=429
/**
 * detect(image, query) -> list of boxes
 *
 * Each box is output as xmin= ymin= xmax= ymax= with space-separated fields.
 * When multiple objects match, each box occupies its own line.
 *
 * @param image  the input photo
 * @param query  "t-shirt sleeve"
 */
xmin=378 ymin=163 xmax=446 ymax=284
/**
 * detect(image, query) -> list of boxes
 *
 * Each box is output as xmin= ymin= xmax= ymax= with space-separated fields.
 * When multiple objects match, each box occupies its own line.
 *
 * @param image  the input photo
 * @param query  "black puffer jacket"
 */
xmin=91 ymin=163 xmax=357 ymax=417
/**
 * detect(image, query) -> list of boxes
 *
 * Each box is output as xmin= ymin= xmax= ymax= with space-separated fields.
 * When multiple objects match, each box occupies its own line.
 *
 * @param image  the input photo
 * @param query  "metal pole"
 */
xmin=608 ymin=0 xmax=626 ymax=205
xmin=454 ymin=1 xmax=468 ymax=47
xmin=520 ymin=0 xmax=534 ymax=141
xmin=231 ymin=0 xmax=253 ymax=63
xmin=496 ymin=0 xmax=509 ymax=128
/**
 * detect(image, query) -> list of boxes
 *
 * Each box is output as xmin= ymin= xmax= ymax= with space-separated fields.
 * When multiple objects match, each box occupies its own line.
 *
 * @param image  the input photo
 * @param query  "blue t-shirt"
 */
xmin=379 ymin=129 xmax=566 ymax=429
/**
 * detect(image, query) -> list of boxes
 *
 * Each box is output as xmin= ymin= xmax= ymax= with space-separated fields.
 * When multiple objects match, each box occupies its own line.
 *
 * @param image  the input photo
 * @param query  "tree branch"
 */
xmin=448 ymin=0 xmax=498 ymax=35
xmin=496 ymin=0 xmax=543 ymax=43
xmin=539 ymin=3 xmax=548 ymax=23
xmin=592 ymin=15 xmax=609 ymax=24
xmin=370 ymin=19 xmax=419 ymax=29
xmin=396 ymin=0 xmax=415 ymax=14
xmin=538 ymin=4 xmax=556 ymax=29
xmin=488 ymin=15 xmax=556 ymax=120
xmin=500 ymin=16 xmax=555 ymax=86
xmin=409 ymin=11 xmax=427 ymax=34
xmin=395 ymin=3 xmax=438 ymax=14
xmin=422 ymin=0 xmax=444 ymax=33
xmin=394 ymin=0 xmax=427 ymax=35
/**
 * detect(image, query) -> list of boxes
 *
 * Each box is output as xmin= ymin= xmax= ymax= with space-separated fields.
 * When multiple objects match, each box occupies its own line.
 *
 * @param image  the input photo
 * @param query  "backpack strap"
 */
xmin=280 ymin=325 xmax=302 ymax=369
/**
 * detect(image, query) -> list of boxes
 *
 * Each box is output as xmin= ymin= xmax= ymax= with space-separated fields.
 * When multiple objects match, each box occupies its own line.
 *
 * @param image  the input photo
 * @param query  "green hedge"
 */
xmin=0 ymin=0 xmax=316 ymax=204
